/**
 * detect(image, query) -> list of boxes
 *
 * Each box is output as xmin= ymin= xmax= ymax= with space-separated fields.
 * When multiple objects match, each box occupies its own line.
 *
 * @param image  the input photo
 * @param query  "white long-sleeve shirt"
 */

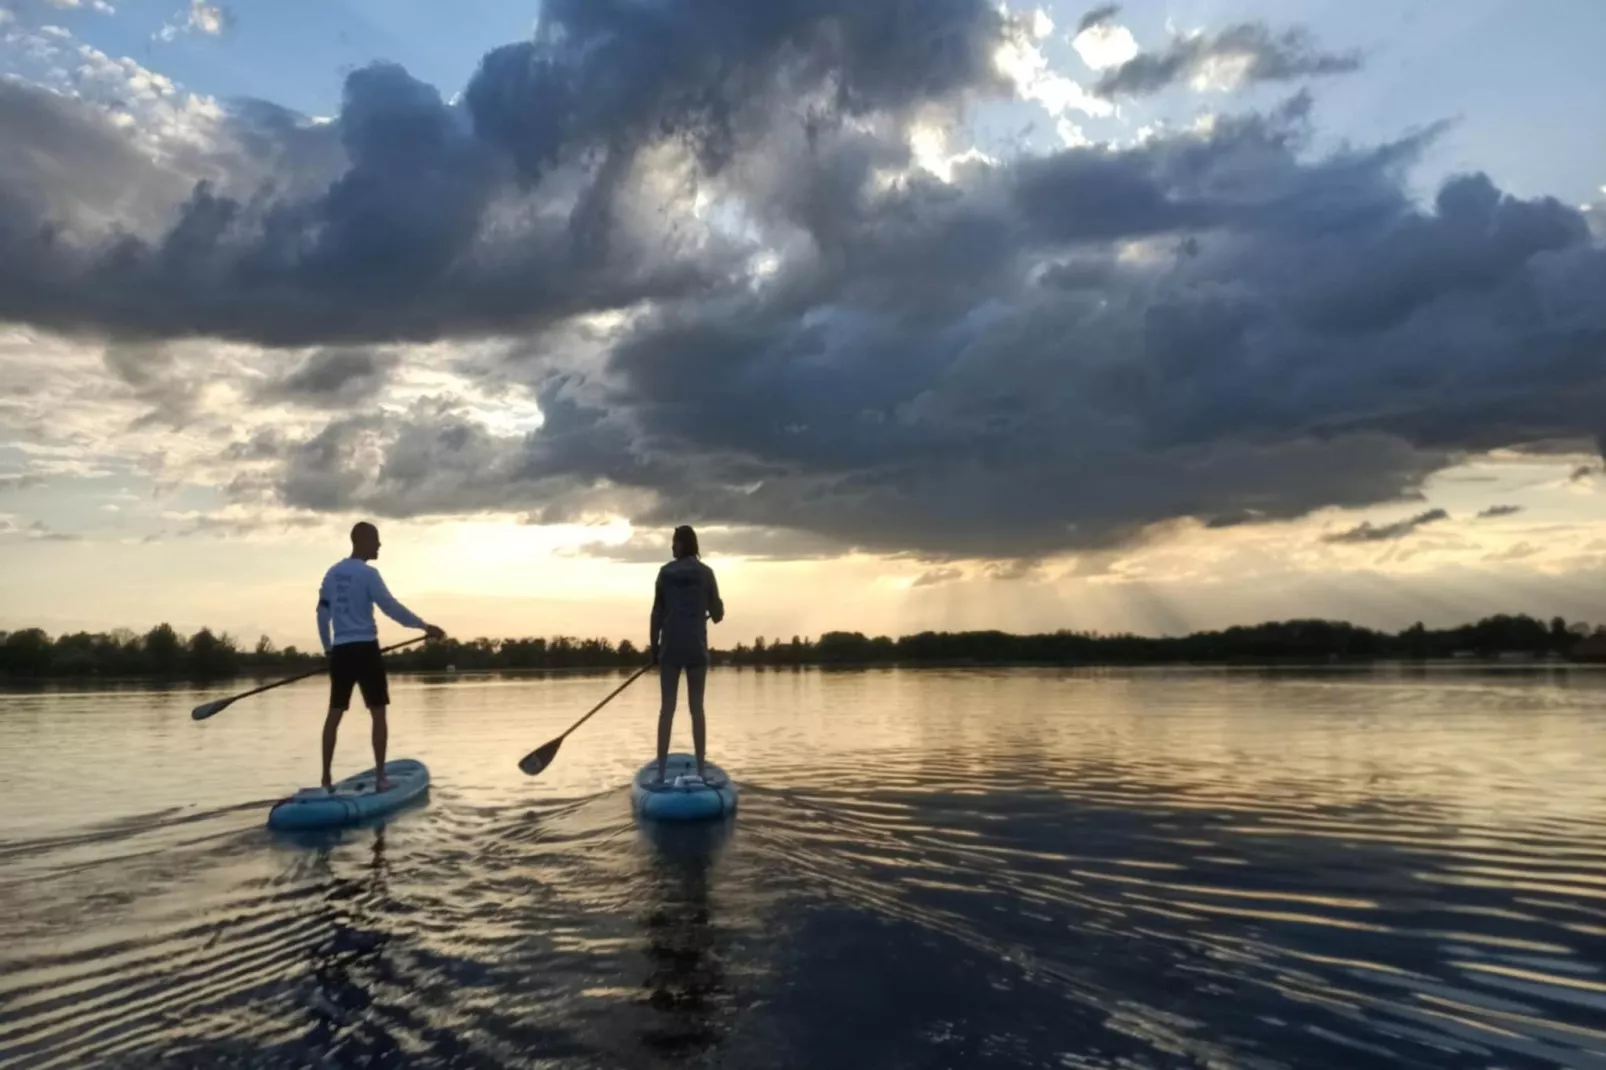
xmin=316 ymin=557 xmax=427 ymax=652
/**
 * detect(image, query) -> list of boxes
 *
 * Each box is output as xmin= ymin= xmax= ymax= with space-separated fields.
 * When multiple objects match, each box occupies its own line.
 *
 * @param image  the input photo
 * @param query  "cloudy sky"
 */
xmin=1 ymin=0 xmax=1604 ymax=649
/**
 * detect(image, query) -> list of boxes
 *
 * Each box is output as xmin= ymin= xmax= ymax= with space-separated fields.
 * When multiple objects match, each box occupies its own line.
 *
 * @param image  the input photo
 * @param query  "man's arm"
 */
xmin=705 ymin=566 xmax=724 ymax=625
xmin=368 ymin=568 xmax=431 ymax=631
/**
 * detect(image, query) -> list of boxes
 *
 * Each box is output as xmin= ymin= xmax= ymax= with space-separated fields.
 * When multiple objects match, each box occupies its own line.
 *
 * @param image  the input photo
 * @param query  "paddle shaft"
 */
xmin=196 ymin=636 xmax=427 ymax=717
xmin=557 ymin=663 xmax=653 ymax=743
xmin=519 ymin=662 xmax=653 ymax=773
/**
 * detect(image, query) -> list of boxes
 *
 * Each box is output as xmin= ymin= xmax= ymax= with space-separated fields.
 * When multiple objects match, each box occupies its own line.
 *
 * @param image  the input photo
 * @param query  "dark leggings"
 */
xmin=657 ymin=658 xmax=707 ymax=775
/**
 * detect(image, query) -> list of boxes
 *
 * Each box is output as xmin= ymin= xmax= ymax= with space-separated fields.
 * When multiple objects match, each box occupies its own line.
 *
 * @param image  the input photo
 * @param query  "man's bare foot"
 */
xmin=374 ymin=777 xmax=390 ymax=793
xmin=321 ymin=778 xmax=333 ymax=792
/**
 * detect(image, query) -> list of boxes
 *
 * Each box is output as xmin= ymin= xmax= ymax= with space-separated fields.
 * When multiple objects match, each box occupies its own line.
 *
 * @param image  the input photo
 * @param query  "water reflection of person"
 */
xmin=637 ymin=822 xmax=731 ymax=1061
xmin=302 ymin=826 xmax=397 ymax=1060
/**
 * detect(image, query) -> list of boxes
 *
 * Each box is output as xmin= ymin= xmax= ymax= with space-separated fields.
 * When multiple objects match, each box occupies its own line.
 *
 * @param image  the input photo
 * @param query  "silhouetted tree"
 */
xmin=187 ymin=628 xmax=240 ymax=679
xmin=144 ymin=623 xmax=182 ymax=676
xmin=1 ymin=628 xmax=52 ymax=676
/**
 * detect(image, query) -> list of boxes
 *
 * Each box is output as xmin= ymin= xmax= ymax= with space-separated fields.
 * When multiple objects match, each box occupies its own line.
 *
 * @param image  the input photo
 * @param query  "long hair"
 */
xmin=673 ymin=524 xmax=700 ymax=559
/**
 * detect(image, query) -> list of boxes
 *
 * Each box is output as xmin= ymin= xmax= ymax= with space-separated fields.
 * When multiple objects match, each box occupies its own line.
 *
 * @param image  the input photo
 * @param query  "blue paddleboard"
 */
xmin=267 ymin=758 xmax=430 ymax=831
xmin=631 ymin=753 xmax=738 ymax=822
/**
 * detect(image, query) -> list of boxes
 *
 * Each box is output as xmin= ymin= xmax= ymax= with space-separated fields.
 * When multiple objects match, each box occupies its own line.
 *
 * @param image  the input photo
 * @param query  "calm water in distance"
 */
xmin=2 ymin=664 xmax=1605 ymax=1069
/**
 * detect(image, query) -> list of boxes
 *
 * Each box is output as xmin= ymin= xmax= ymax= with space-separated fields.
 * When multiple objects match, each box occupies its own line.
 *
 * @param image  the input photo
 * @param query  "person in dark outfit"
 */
xmin=648 ymin=525 xmax=725 ymax=783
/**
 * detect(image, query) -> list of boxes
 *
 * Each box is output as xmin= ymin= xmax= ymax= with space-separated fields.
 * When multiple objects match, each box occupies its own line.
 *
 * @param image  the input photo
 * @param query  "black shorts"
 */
xmin=329 ymin=640 xmax=389 ymax=711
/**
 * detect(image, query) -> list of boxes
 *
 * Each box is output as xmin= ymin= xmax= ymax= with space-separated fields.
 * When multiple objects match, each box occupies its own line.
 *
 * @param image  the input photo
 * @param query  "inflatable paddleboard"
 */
xmin=267 ymin=758 xmax=430 ymax=831
xmin=631 ymin=753 xmax=737 ymax=822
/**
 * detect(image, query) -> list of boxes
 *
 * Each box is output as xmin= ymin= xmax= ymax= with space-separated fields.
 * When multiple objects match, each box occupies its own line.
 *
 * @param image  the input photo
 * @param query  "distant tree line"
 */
xmin=726 ymin=614 xmax=1603 ymax=666
xmin=0 ymin=626 xmax=649 ymax=681
xmin=1 ymin=614 xmax=1602 ymax=681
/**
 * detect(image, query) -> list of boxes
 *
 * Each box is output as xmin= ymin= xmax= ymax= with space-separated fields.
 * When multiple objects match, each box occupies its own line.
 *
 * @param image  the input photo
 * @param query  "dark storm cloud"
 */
xmin=558 ymin=525 xmax=850 ymax=563
xmin=1092 ymin=22 xmax=1361 ymax=99
xmin=1203 ymin=510 xmax=1266 ymax=530
xmin=255 ymin=81 xmax=1606 ymax=558
xmin=256 ymin=348 xmax=400 ymax=407
xmin=984 ymin=559 xmax=1043 ymax=581
xmin=1076 ymin=5 xmax=1121 ymax=35
xmin=1322 ymin=508 xmax=1448 ymax=544
xmin=1476 ymin=504 xmax=1523 ymax=519
xmin=0 ymin=78 xmax=164 ymax=233
xmin=102 ymin=341 xmax=198 ymax=429
xmin=0 ymin=0 xmax=1010 ymax=346
xmin=2 ymin=8 xmax=1604 ymax=562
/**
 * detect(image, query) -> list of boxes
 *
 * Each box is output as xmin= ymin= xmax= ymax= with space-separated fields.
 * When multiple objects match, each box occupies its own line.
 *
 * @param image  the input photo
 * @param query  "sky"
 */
xmin=1 ymin=0 xmax=1605 ymax=650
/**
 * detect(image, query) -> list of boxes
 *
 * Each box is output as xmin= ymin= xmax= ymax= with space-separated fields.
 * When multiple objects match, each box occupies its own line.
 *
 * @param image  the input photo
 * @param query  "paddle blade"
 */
xmin=518 ymin=737 xmax=562 ymax=776
xmin=191 ymin=697 xmax=233 ymax=721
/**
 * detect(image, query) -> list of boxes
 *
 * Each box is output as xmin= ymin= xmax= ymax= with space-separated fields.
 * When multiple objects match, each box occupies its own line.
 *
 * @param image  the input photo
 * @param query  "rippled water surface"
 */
xmin=3 ymin=665 xmax=1606 ymax=1069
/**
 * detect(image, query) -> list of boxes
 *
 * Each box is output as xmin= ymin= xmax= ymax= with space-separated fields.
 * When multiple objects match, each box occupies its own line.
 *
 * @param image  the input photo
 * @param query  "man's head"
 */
xmin=351 ymin=521 xmax=380 ymax=560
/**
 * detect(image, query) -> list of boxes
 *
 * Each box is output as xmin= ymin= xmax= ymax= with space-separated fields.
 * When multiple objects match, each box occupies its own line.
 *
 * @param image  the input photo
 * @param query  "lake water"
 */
xmin=2 ymin=665 xmax=1605 ymax=1069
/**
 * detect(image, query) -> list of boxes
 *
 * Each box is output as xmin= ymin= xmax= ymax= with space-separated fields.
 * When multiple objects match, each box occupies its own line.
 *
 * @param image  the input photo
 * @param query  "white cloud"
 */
xmin=1072 ymin=18 xmax=1139 ymax=71
xmin=1 ymin=26 xmax=217 ymax=163
xmin=1055 ymin=117 xmax=1089 ymax=147
xmin=0 ymin=326 xmax=567 ymax=544
xmin=907 ymin=120 xmax=996 ymax=182
xmin=188 ymin=0 xmax=223 ymax=34
xmin=156 ymin=0 xmax=227 ymax=42
xmin=58 ymin=42 xmax=226 ymax=166
xmin=1189 ymin=51 xmax=1255 ymax=93
xmin=1584 ymin=185 xmax=1606 ymax=240
xmin=994 ymin=23 xmax=1114 ymax=120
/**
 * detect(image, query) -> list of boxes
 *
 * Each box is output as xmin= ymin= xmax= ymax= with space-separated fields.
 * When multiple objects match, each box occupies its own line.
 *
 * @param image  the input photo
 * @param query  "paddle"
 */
xmin=190 ymin=636 xmax=429 ymax=721
xmin=518 ymin=662 xmax=653 ymax=775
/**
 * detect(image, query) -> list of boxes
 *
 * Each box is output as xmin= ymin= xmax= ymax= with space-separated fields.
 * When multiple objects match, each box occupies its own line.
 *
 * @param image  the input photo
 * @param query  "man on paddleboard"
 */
xmin=649 ymin=525 xmax=724 ymax=784
xmin=316 ymin=521 xmax=445 ymax=792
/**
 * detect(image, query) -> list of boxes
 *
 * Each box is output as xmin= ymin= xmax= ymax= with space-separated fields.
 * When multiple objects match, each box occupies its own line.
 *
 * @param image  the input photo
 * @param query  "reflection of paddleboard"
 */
xmin=267 ymin=759 xmax=430 ymax=831
xmin=631 ymin=753 xmax=738 ymax=822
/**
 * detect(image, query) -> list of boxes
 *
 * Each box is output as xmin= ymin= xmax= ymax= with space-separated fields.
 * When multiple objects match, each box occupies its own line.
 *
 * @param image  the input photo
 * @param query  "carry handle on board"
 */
xmin=191 ymin=636 xmax=429 ymax=721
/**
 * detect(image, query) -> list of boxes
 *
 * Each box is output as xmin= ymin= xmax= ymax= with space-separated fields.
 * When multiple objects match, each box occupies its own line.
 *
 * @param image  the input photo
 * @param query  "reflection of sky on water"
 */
xmin=0 ymin=666 xmax=1603 ymax=1067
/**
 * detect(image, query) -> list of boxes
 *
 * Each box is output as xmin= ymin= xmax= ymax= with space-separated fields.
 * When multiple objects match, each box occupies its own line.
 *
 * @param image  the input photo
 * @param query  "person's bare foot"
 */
xmin=374 ymin=777 xmax=390 ymax=793
xmin=322 ymin=777 xmax=334 ymax=793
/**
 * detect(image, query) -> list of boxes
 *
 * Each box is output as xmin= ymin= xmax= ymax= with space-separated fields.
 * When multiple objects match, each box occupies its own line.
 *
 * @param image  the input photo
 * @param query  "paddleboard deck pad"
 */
xmin=631 ymin=753 xmax=737 ymax=822
xmin=267 ymin=758 xmax=430 ymax=831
